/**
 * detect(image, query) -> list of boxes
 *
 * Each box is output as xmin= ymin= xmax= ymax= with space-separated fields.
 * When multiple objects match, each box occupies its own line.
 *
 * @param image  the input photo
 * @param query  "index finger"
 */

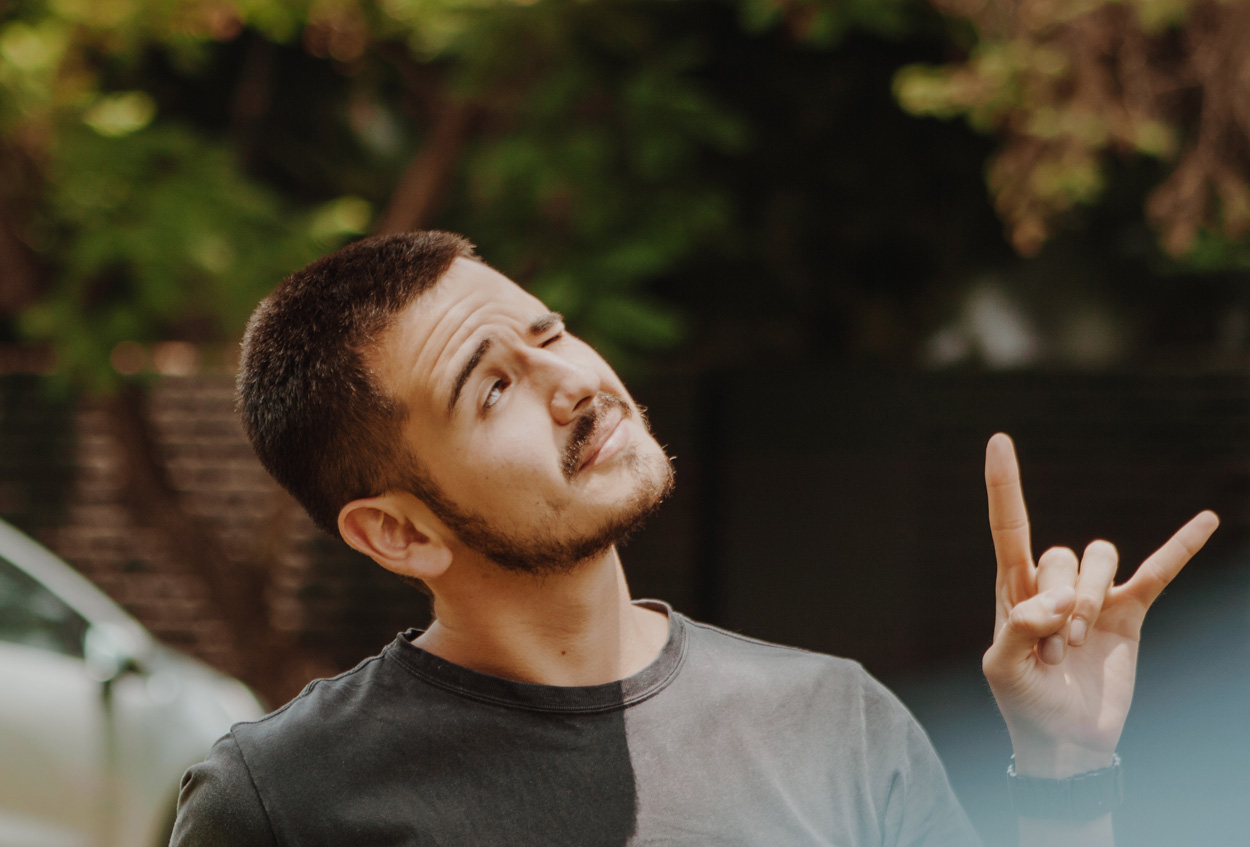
xmin=1118 ymin=510 xmax=1219 ymax=611
xmin=985 ymin=433 xmax=1035 ymax=603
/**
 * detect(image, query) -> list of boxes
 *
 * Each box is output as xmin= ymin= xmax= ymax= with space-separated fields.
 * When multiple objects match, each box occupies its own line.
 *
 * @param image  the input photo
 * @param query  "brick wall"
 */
xmin=0 ymin=374 xmax=429 ymax=681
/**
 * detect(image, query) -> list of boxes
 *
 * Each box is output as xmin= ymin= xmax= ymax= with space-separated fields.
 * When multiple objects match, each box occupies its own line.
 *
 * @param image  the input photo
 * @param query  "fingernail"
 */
xmin=1069 ymin=617 xmax=1087 ymax=646
xmin=1039 ymin=634 xmax=1065 ymax=665
xmin=1042 ymin=587 xmax=1075 ymax=614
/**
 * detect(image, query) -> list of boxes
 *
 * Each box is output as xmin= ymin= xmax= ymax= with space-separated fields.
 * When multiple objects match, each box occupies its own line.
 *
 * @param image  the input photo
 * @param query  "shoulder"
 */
xmin=192 ymin=647 xmax=403 ymax=789
xmin=171 ymin=647 xmax=408 ymax=844
xmin=676 ymin=614 xmax=930 ymax=743
xmin=680 ymin=615 xmax=884 ymax=699
xmin=230 ymin=649 xmax=396 ymax=753
xmin=171 ymin=733 xmax=275 ymax=847
xmin=678 ymin=618 xmax=977 ymax=843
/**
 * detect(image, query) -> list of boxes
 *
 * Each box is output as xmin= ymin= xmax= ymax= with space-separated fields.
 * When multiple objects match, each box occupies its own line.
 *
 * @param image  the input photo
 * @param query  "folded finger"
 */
xmin=1035 ymin=547 xmax=1078 ymax=663
xmin=1070 ymin=540 xmax=1117 ymax=646
xmin=983 ymin=586 xmax=1076 ymax=685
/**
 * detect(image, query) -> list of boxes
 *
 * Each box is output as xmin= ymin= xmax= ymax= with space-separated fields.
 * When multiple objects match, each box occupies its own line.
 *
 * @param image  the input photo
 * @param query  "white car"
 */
xmin=0 ymin=519 xmax=265 ymax=847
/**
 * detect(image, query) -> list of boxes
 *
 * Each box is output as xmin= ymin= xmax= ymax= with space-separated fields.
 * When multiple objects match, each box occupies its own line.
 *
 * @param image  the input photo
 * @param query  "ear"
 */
xmin=338 ymin=493 xmax=453 ymax=582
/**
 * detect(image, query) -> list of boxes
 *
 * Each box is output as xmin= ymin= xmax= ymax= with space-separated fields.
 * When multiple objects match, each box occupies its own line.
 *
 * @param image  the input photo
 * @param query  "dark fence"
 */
xmin=2 ymin=370 xmax=1247 ymax=680
xmin=627 ymin=370 xmax=1250 ymax=677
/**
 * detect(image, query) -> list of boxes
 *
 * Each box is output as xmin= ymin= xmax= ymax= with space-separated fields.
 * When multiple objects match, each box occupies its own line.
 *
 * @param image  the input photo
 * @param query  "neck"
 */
xmin=414 ymin=547 xmax=669 ymax=687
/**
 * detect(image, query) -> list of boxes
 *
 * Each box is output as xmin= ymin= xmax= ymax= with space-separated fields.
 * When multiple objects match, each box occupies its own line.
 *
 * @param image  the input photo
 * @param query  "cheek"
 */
xmin=451 ymin=412 xmax=563 ymax=496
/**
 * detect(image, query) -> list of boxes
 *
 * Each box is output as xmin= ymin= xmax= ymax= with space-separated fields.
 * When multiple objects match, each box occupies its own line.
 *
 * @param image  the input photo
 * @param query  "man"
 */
xmin=173 ymin=231 xmax=1217 ymax=846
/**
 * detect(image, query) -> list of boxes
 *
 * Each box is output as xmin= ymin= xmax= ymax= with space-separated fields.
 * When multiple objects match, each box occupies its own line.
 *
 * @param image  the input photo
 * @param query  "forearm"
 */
xmin=1019 ymin=814 xmax=1112 ymax=847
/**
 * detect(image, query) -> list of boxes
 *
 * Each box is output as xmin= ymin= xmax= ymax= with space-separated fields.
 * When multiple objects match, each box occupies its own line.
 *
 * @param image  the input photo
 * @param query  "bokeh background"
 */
xmin=2 ymin=0 xmax=1249 ymax=844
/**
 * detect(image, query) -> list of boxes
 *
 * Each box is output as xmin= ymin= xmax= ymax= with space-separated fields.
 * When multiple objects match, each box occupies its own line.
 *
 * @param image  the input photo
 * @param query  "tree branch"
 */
xmin=229 ymin=35 xmax=277 ymax=168
xmin=101 ymin=384 xmax=331 ymax=704
xmin=0 ymin=205 xmax=44 ymax=317
xmin=373 ymin=97 xmax=476 ymax=235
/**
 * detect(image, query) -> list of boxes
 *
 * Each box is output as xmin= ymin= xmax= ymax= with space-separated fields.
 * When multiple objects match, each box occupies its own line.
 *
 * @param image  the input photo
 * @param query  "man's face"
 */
xmin=371 ymin=258 xmax=674 ymax=574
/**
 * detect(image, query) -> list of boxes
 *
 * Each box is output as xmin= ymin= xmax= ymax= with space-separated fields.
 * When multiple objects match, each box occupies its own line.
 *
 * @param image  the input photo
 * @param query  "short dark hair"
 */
xmin=237 ymin=231 xmax=477 ymax=535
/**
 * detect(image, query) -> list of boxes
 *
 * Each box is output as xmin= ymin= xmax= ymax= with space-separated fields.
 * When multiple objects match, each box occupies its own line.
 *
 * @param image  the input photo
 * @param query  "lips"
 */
xmin=578 ymin=409 xmax=625 ymax=472
xmin=564 ymin=394 xmax=631 ymax=479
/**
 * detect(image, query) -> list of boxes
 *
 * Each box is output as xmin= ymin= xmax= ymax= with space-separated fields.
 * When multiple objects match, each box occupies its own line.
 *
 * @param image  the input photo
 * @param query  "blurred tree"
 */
xmin=894 ymin=0 xmax=1250 ymax=262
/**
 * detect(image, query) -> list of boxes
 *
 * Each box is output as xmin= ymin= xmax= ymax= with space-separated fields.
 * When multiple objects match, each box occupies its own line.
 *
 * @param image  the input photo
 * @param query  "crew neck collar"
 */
xmin=386 ymin=600 xmax=686 ymax=714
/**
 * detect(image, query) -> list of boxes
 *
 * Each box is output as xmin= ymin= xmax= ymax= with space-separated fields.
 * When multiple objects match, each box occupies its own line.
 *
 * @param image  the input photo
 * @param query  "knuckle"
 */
xmin=1073 ymin=589 xmax=1100 ymax=611
xmin=1072 ymin=599 xmax=1099 ymax=623
xmin=1007 ymin=603 xmax=1034 ymax=631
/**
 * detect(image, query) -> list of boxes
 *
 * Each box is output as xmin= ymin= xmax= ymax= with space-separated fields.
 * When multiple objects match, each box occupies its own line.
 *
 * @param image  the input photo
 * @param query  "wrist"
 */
xmin=1018 ymin=814 xmax=1114 ymax=847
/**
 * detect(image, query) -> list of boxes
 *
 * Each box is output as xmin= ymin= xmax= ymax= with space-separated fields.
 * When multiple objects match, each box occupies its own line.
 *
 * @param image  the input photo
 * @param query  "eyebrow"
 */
xmin=527 ymin=312 xmax=563 ymax=336
xmin=447 ymin=337 xmax=492 ymax=417
xmin=446 ymin=312 xmax=564 ymax=417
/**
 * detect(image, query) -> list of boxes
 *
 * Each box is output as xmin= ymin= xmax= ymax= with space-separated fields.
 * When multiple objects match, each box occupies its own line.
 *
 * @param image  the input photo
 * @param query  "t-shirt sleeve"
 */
xmin=859 ymin=671 xmax=982 ymax=847
xmin=170 ymin=732 xmax=277 ymax=847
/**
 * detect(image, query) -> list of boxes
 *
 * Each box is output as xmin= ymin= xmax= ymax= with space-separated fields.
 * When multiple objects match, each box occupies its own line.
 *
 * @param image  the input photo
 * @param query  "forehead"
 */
xmin=373 ymin=257 xmax=547 ymax=405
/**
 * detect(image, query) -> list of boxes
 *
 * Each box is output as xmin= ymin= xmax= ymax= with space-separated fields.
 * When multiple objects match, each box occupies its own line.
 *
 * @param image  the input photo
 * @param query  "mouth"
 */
xmin=564 ymin=394 xmax=631 ymax=479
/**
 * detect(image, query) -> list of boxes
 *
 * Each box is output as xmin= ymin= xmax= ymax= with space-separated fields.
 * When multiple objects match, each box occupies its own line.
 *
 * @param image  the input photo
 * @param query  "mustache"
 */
xmin=562 ymin=393 xmax=631 ymax=480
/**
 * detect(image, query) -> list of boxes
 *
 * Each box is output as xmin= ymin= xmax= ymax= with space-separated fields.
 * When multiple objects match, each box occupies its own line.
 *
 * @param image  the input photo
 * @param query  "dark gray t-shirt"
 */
xmin=172 ymin=604 xmax=979 ymax=846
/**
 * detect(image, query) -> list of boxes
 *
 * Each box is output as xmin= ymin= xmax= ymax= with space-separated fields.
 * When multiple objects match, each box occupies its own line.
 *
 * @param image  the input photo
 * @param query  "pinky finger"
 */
xmin=1119 ymin=511 xmax=1219 ymax=612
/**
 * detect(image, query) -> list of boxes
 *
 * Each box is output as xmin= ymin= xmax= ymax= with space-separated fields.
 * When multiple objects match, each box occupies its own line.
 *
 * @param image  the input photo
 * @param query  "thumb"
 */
xmin=983 ymin=587 xmax=1075 ymax=683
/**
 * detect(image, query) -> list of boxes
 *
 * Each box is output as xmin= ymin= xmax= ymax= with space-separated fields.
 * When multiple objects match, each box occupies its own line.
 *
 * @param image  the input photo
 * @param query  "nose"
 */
xmin=535 ymin=349 xmax=600 ymax=425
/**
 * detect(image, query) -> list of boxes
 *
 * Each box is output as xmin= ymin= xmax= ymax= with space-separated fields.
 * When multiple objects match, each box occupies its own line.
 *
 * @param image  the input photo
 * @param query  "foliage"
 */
xmin=736 ymin=0 xmax=920 ymax=44
xmin=3 ymin=0 xmax=1247 ymax=381
xmin=0 ymin=0 xmax=763 ymax=384
xmin=0 ymin=1 xmax=372 ymax=391
xmin=893 ymin=0 xmax=1250 ymax=263
xmin=24 ymin=120 xmax=366 ymax=391
xmin=439 ymin=6 xmax=749 ymax=369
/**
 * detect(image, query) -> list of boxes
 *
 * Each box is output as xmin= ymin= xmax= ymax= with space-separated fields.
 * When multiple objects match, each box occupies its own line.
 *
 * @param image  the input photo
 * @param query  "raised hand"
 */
xmin=981 ymin=433 xmax=1218 ymax=779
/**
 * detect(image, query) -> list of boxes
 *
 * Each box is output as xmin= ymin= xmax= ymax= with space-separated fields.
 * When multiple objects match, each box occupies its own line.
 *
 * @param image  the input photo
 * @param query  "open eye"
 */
xmin=484 ymin=378 xmax=509 ymax=410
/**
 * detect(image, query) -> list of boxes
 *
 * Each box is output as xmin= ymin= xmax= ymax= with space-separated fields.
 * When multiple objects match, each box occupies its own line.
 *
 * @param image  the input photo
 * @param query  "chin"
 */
xmin=471 ymin=446 xmax=675 ymax=576
xmin=597 ymin=442 xmax=676 ymax=539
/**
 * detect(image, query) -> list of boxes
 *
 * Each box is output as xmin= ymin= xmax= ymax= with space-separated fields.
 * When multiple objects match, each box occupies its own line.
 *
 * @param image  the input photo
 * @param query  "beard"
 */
xmin=414 ymin=394 xmax=676 ymax=575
